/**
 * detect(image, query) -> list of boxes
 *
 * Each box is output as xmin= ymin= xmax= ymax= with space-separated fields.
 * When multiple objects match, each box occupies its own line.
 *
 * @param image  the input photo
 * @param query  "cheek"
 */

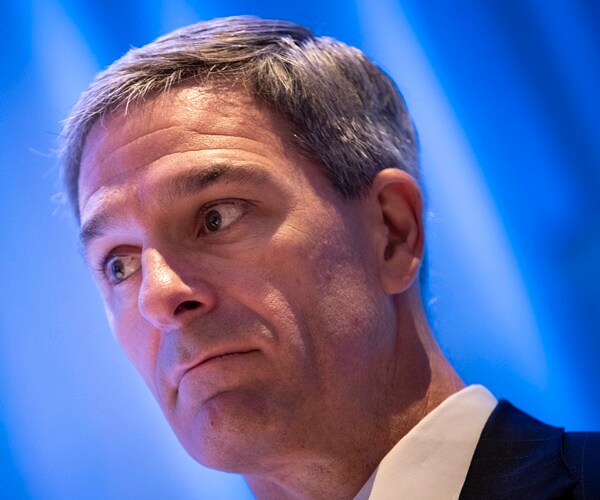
xmin=260 ymin=214 xmax=383 ymax=347
xmin=105 ymin=295 xmax=160 ymax=391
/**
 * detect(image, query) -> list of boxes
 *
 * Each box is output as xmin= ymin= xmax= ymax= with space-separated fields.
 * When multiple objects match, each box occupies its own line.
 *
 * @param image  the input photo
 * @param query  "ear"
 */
xmin=367 ymin=168 xmax=424 ymax=294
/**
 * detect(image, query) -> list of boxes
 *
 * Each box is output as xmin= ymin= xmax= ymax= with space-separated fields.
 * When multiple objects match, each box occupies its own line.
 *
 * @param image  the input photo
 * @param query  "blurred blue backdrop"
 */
xmin=1 ymin=0 xmax=598 ymax=498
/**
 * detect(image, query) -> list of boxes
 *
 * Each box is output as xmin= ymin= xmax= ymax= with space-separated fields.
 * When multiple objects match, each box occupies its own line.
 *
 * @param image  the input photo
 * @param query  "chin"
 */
xmin=174 ymin=389 xmax=285 ymax=473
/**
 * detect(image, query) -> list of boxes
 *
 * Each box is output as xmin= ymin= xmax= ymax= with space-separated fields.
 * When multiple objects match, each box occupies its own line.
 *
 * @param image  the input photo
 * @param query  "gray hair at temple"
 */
xmin=60 ymin=15 xmax=420 ymax=222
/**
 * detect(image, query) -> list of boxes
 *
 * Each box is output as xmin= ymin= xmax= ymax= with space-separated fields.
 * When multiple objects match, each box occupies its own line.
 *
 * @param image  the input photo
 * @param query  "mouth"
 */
xmin=179 ymin=349 xmax=260 ymax=383
xmin=201 ymin=350 xmax=258 ymax=365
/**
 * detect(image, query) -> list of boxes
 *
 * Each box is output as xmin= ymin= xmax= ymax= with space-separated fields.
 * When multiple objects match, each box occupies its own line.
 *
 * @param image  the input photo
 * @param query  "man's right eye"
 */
xmin=102 ymin=254 xmax=141 ymax=285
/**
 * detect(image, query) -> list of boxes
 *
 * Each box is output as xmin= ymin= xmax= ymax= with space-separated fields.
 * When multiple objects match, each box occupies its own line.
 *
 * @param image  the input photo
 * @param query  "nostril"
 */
xmin=174 ymin=300 xmax=201 ymax=315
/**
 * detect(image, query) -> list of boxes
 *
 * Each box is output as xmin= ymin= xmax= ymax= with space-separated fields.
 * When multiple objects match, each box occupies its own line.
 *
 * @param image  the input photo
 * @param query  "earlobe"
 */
xmin=369 ymin=168 xmax=424 ymax=294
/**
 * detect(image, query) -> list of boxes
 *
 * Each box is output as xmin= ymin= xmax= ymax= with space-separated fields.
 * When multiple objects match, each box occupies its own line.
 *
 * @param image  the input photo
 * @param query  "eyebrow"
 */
xmin=79 ymin=163 xmax=272 ymax=255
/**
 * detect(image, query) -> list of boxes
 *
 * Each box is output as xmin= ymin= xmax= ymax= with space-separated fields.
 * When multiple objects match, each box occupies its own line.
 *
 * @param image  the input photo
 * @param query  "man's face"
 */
xmin=78 ymin=86 xmax=397 ymax=471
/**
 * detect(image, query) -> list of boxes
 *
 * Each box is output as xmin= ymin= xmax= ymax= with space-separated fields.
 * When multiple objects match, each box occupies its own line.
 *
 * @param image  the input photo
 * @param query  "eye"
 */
xmin=199 ymin=201 xmax=248 ymax=235
xmin=103 ymin=254 xmax=141 ymax=285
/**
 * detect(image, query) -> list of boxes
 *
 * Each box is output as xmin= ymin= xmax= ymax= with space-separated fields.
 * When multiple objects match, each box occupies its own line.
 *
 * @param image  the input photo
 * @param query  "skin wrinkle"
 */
xmin=81 ymin=141 xmax=283 ymax=211
xmin=88 ymin=126 xmax=284 ymax=166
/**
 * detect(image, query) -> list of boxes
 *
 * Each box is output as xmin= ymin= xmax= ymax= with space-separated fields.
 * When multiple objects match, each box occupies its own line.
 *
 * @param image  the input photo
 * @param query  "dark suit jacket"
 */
xmin=459 ymin=400 xmax=600 ymax=499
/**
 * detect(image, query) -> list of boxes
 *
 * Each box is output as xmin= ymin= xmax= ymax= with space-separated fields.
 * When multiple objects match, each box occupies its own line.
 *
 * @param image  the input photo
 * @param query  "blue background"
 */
xmin=1 ymin=0 xmax=598 ymax=498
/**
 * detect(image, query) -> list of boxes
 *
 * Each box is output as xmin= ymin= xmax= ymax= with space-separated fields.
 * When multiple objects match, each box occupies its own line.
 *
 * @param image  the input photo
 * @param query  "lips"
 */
xmin=176 ymin=348 xmax=259 ymax=385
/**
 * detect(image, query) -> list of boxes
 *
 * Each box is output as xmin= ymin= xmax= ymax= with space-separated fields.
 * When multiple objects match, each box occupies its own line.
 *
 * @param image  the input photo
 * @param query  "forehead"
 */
xmin=78 ymin=85 xmax=296 ymax=217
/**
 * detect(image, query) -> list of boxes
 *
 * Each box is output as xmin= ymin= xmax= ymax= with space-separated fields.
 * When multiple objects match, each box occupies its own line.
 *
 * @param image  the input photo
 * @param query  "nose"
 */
xmin=138 ymin=248 xmax=217 ymax=330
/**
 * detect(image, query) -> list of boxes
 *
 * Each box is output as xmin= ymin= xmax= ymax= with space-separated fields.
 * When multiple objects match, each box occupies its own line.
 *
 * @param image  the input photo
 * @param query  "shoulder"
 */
xmin=563 ymin=430 xmax=600 ymax=499
xmin=460 ymin=400 xmax=600 ymax=499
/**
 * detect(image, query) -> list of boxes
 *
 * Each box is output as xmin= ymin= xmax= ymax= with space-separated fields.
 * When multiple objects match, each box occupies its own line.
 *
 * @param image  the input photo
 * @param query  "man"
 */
xmin=61 ymin=16 xmax=598 ymax=499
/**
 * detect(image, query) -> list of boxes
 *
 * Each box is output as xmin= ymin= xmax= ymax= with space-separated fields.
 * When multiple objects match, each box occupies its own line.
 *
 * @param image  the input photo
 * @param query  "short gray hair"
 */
xmin=60 ymin=15 xmax=420 ymax=222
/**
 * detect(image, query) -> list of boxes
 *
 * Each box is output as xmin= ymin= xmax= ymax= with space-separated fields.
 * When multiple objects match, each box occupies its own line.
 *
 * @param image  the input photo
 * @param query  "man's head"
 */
xmin=63 ymin=16 xmax=437 ymax=483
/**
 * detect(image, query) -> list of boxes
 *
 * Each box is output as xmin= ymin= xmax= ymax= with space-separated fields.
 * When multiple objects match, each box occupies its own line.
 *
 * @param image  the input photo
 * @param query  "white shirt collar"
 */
xmin=354 ymin=385 xmax=497 ymax=500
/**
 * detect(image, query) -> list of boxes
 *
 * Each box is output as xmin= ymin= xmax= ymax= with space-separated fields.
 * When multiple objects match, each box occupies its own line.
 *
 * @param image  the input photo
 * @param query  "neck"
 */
xmin=246 ymin=286 xmax=464 ymax=499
